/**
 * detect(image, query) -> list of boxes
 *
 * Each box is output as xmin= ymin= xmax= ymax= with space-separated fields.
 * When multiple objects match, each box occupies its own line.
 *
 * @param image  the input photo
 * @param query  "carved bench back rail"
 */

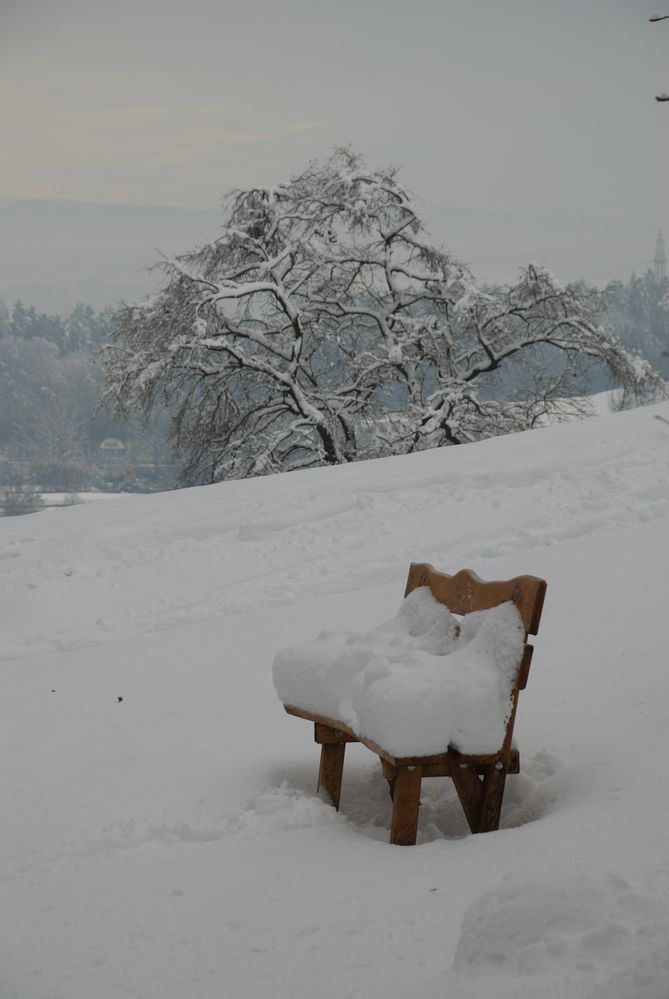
xmin=282 ymin=563 xmax=547 ymax=844
xmin=405 ymin=562 xmax=547 ymax=689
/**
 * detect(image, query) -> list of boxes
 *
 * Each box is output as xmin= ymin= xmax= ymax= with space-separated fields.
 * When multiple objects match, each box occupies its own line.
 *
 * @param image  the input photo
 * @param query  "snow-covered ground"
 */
xmin=2 ymin=402 xmax=668 ymax=999
xmin=40 ymin=492 xmax=124 ymax=508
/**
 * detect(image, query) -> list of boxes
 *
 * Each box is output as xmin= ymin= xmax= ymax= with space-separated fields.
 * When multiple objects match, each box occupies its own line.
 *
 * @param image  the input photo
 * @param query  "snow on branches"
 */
xmin=103 ymin=149 xmax=665 ymax=482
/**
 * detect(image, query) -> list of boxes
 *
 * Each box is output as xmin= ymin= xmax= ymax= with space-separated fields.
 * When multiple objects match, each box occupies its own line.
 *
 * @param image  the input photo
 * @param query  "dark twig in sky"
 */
xmin=651 ymin=16 xmax=668 ymax=100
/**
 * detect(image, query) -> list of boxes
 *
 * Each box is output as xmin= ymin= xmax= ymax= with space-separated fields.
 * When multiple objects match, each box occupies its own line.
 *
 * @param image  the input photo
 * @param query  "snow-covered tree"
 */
xmin=103 ymin=149 xmax=664 ymax=482
xmin=604 ymin=271 xmax=669 ymax=379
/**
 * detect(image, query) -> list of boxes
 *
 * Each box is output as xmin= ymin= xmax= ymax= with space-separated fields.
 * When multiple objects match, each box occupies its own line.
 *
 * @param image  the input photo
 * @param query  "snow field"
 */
xmin=1 ymin=401 xmax=668 ymax=998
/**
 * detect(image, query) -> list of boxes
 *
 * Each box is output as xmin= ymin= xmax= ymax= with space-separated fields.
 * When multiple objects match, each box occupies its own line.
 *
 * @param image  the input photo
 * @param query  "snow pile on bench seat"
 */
xmin=273 ymin=586 xmax=525 ymax=757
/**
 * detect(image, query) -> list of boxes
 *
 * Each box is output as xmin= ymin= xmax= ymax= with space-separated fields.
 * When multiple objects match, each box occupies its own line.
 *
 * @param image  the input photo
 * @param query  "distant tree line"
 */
xmin=0 ymin=300 xmax=176 ymax=509
xmin=602 ymin=270 xmax=669 ymax=378
xmin=0 ymin=299 xmax=115 ymax=354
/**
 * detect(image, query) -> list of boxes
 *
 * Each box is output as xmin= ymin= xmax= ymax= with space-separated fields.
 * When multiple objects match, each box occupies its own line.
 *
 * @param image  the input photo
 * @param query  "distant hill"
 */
xmin=430 ymin=202 xmax=665 ymax=288
xmin=0 ymin=195 xmax=664 ymax=312
xmin=0 ymin=197 xmax=220 ymax=312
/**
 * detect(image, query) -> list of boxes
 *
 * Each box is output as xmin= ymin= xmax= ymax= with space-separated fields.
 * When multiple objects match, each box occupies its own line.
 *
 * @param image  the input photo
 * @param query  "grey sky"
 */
xmin=1 ymin=0 xmax=668 ymax=295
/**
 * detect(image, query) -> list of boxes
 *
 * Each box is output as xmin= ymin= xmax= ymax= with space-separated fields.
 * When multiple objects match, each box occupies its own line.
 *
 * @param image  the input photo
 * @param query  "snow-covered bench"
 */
xmin=274 ymin=563 xmax=547 ymax=844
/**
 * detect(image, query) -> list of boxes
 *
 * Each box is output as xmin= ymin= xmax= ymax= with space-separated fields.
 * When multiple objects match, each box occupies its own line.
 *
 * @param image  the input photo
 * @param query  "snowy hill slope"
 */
xmin=1 ymin=403 xmax=669 ymax=998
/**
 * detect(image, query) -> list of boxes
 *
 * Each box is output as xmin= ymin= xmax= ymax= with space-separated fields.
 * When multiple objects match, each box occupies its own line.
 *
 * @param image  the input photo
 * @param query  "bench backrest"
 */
xmin=404 ymin=562 xmax=547 ymax=691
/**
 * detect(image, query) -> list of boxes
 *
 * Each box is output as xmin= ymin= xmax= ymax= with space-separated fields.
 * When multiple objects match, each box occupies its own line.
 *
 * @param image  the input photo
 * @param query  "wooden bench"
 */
xmin=282 ymin=562 xmax=547 ymax=845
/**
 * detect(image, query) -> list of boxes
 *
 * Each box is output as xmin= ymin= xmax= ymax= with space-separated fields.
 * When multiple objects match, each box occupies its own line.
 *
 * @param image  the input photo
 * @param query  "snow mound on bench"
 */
xmin=273 ymin=587 xmax=525 ymax=756
xmin=353 ymin=599 xmax=525 ymax=756
xmin=273 ymin=586 xmax=459 ymax=726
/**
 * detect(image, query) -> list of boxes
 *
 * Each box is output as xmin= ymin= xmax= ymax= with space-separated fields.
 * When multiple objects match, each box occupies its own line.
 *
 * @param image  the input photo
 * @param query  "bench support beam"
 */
xmin=317 ymin=743 xmax=346 ymax=810
xmin=450 ymin=762 xmax=485 ymax=833
xmin=478 ymin=766 xmax=507 ymax=833
xmin=390 ymin=766 xmax=423 ymax=845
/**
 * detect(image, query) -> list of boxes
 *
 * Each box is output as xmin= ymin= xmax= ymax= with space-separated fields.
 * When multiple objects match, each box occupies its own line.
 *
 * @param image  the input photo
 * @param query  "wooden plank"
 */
xmin=390 ymin=766 xmax=423 ymax=845
xmin=516 ymin=644 xmax=534 ymax=690
xmin=420 ymin=763 xmax=452 ymax=778
xmin=405 ymin=563 xmax=547 ymax=636
xmin=419 ymin=752 xmax=519 ymax=777
xmin=285 ymin=704 xmax=518 ymax=771
xmin=358 ymin=732 xmax=508 ymax=769
xmin=451 ymin=749 xmax=519 ymax=775
xmin=314 ymin=722 xmax=358 ymax=744
xmin=317 ymin=743 xmax=346 ymax=810
xmin=284 ymin=705 xmax=358 ymax=741
xmin=356 ymin=732 xmax=455 ymax=768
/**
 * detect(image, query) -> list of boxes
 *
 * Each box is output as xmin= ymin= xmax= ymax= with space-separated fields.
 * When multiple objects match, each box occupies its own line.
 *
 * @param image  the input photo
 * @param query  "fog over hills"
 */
xmin=0 ymin=197 xmax=221 ymax=312
xmin=0 ymin=195 xmax=663 ymax=312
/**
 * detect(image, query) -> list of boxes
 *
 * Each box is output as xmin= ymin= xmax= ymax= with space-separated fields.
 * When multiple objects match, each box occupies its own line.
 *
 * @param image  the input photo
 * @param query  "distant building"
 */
xmin=98 ymin=438 xmax=126 ymax=463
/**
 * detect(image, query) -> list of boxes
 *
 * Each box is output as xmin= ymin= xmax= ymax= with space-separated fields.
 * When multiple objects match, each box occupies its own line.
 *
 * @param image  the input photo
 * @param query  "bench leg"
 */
xmin=380 ymin=758 xmax=396 ymax=801
xmin=318 ymin=743 xmax=346 ymax=810
xmin=450 ymin=762 xmax=484 ymax=834
xmin=477 ymin=766 xmax=507 ymax=833
xmin=390 ymin=765 xmax=422 ymax=845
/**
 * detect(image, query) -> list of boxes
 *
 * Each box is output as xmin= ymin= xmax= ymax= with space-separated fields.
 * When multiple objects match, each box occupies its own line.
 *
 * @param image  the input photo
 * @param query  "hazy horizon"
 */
xmin=2 ymin=0 xmax=668 ymax=308
xmin=0 ymin=192 xmax=664 ymax=313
